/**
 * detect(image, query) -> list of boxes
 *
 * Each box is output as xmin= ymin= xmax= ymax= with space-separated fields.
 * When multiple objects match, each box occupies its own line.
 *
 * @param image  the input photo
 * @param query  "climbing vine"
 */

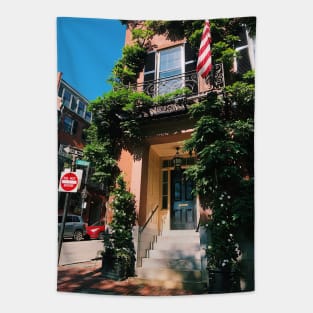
xmin=84 ymin=18 xmax=255 ymax=284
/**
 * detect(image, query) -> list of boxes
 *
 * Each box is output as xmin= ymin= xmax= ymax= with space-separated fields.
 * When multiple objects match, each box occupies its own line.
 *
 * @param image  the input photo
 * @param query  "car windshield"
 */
xmin=91 ymin=221 xmax=103 ymax=226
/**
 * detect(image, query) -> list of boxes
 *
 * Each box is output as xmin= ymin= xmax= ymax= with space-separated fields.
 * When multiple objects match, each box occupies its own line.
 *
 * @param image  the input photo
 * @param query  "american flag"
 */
xmin=196 ymin=20 xmax=212 ymax=78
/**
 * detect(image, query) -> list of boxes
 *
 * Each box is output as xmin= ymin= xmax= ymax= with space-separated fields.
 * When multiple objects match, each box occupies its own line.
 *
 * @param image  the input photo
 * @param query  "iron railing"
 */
xmin=130 ymin=64 xmax=224 ymax=99
xmin=137 ymin=204 xmax=159 ymax=267
xmin=137 ymin=71 xmax=199 ymax=98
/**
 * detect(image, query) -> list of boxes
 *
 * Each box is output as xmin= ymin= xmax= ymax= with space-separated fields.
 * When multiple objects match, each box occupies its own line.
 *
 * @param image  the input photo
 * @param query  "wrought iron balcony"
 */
xmin=137 ymin=70 xmax=199 ymax=98
xmin=133 ymin=64 xmax=225 ymax=99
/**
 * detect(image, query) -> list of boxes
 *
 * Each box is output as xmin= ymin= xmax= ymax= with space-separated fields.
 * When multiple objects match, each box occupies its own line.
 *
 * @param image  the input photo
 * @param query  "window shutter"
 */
xmin=144 ymin=51 xmax=156 ymax=82
xmin=184 ymin=43 xmax=197 ymax=73
xmin=143 ymin=51 xmax=156 ymax=96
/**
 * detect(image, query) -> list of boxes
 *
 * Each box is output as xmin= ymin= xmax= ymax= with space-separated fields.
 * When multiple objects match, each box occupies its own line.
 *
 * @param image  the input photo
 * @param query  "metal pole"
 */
xmin=57 ymin=154 xmax=76 ymax=265
xmin=57 ymin=192 xmax=70 ymax=264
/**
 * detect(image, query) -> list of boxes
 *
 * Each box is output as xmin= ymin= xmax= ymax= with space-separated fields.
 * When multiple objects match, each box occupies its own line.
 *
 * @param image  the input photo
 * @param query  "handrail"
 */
xmin=139 ymin=204 xmax=159 ymax=234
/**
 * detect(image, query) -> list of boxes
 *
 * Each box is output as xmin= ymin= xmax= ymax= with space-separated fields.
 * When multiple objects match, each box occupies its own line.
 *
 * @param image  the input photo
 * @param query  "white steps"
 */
xmin=136 ymin=229 xmax=205 ymax=292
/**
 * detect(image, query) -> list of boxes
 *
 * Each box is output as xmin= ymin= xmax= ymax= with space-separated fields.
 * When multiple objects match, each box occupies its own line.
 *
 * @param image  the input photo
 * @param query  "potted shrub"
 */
xmin=206 ymin=190 xmax=241 ymax=293
xmin=102 ymin=175 xmax=136 ymax=280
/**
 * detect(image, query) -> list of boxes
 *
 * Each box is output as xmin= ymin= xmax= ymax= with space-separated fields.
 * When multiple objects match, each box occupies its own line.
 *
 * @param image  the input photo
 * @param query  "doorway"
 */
xmin=170 ymin=169 xmax=196 ymax=230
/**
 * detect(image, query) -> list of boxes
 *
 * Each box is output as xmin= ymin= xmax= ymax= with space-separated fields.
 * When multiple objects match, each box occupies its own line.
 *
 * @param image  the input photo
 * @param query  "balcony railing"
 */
xmin=132 ymin=64 xmax=225 ymax=99
xmin=137 ymin=70 xmax=199 ymax=97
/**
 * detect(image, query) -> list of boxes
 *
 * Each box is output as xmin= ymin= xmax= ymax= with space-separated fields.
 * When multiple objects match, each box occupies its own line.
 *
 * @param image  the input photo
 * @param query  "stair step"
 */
xmin=136 ymin=268 xmax=202 ymax=282
xmin=156 ymin=236 xmax=200 ymax=243
xmin=161 ymin=230 xmax=199 ymax=237
xmin=153 ymin=241 xmax=200 ymax=250
xmin=149 ymin=249 xmax=201 ymax=259
xmin=142 ymin=257 xmax=201 ymax=270
xmin=129 ymin=277 xmax=206 ymax=292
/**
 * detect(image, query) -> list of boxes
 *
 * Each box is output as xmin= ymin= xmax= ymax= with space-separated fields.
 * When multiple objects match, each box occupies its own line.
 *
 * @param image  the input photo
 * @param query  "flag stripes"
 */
xmin=196 ymin=20 xmax=212 ymax=78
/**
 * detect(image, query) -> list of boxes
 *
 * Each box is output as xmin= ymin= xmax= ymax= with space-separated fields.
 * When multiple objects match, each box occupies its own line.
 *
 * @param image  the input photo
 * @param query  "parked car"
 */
xmin=85 ymin=220 xmax=105 ymax=240
xmin=58 ymin=214 xmax=86 ymax=241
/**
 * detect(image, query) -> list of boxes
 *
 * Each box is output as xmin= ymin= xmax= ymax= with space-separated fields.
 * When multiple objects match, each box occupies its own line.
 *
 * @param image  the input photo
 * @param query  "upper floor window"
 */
xmin=62 ymin=90 xmax=72 ymax=108
xmin=158 ymin=46 xmax=184 ymax=95
xmin=77 ymin=101 xmax=86 ymax=117
xmin=233 ymin=26 xmax=255 ymax=75
xmin=85 ymin=111 xmax=92 ymax=122
xmin=58 ymin=85 xmax=64 ymax=98
xmin=159 ymin=46 xmax=183 ymax=79
xmin=143 ymin=43 xmax=197 ymax=97
xmin=63 ymin=115 xmax=78 ymax=135
xmin=70 ymin=97 xmax=78 ymax=111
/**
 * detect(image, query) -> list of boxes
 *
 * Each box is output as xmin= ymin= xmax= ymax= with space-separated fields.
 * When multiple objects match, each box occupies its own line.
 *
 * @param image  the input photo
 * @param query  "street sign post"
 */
xmin=76 ymin=159 xmax=90 ymax=167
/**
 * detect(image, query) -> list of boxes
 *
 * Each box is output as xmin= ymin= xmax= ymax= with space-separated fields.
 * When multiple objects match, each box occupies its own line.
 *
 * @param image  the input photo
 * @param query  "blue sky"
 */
xmin=57 ymin=17 xmax=126 ymax=101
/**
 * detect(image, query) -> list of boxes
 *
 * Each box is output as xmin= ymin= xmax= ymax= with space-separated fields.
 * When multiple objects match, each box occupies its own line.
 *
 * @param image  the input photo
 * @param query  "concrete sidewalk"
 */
xmin=57 ymin=260 xmax=207 ymax=296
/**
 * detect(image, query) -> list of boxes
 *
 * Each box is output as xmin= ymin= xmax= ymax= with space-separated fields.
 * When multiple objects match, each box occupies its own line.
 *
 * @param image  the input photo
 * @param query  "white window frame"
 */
xmin=156 ymin=45 xmax=185 ymax=95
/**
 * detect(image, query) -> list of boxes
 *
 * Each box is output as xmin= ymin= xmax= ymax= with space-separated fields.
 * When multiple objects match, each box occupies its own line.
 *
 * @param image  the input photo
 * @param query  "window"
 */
xmin=72 ymin=216 xmax=80 ymax=222
xmin=233 ymin=26 xmax=255 ymax=74
xmin=162 ymin=171 xmax=169 ymax=209
xmin=143 ymin=43 xmax=197 ymax=96
xmin=58 ymin=85 xmax=64 ymax=97
xmin=62 ymin=89 xmax=72 ymax=107
xmin=77 ymin=101 xmax=85 ymax=117
xmin=63 ymin=116 xmax=78 ymax=135
xmin=158 ymin=46 xmax=183 ymax=95
xmin=85 ymin=111 xmax=92 ymax=122
xmin=70 ymin=97 xmax=78 ymax=112
xmin=66 ymin=216 xmax=73 ymax=223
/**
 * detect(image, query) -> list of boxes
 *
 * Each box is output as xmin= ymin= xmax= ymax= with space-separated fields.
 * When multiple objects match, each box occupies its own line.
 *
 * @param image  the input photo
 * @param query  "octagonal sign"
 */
xmin=59 ymin=172 xmax=79 ymax=192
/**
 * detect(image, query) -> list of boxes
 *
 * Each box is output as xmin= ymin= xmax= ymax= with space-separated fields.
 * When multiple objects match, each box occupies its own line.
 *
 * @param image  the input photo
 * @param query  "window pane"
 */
xmin=63 ymin=116 xmax=73 ymax=134
xmin=58 ymin=85 xmax=64 ymax=97
xmin=174 ymin=182 xmax=181 ymax=201
xmin=77 ymin=101 xmax=85 ymax=117
xmin=185 ymin=180 xmax=193 ymax=200
xmin=162 ymin=171 xmax=168 ymax=209
xmin=63 ymin=90 xmax=71 ymax=107
xmin=70 ymin=97 xmax=77 ymax=111
xmin=85 ymin=111 xmax=92 ymax=122
xmin=158 ymin=46 xmax=183 ymax=95
xmin=160 ymin=47 xmax=181 ymax=73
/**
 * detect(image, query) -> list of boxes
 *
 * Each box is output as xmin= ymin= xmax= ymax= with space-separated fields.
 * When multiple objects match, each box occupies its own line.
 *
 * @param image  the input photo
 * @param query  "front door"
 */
xmin=171 ymin=169 xmax=196 ymax=230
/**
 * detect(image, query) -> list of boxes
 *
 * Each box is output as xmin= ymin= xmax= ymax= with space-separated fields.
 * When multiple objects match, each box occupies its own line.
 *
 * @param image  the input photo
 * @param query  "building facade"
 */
xmin=57 ymin=73 xmax=106 ymax=226
xmin=114 ymin=20 xmax=255 ymax=291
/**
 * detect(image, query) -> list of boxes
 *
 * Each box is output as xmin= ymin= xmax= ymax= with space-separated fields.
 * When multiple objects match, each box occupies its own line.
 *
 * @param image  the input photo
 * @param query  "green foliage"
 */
xmin=112 ymin=44 xmax=146 ymax=85
xmin=104 ymin=175 xmax=137 ymax=277
xmin=184 ymin=68 xmax=254 ymax=272
xmin=152 ymin=87 xmax=192 ymax=105
xmin=86 ymin=18 xmax=255 ymax=277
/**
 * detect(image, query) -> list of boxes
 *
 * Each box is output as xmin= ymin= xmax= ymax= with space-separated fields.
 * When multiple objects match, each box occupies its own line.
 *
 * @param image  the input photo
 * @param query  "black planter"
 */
xmin=208 ymin=269 xmax=240 ymax=293
xmin=101 ymin=255 xmax=127 ymax=281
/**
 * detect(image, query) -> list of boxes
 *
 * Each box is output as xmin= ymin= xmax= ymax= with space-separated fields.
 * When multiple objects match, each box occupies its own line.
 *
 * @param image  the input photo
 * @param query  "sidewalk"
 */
xmin=57 ymin=260 xmax=207 ymax=296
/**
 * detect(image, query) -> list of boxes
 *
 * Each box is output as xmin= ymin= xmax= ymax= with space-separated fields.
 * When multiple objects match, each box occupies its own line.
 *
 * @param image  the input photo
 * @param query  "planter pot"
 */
xmin=101 ymin=255 xmax=127 ymax=281
xmin=208 ymin=268 xmax=240 ymax=293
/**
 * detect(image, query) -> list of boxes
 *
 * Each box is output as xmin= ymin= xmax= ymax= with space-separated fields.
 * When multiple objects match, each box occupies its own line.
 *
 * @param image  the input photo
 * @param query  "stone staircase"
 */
xmin=135 ymin=229 xmax=205 ymax=292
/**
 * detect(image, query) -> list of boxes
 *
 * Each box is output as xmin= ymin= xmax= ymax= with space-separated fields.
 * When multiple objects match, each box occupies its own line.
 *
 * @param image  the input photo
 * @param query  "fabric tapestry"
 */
xmin=57 ymin=17 xmax=256 ymax=296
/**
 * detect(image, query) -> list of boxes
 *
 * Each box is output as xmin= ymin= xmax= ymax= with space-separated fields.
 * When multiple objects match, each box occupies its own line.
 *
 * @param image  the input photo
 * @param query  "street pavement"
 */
xmin=59 ymin=239 xmax=104 ymax=265
xmin=57 ymin=260 xmax=207 ymax=296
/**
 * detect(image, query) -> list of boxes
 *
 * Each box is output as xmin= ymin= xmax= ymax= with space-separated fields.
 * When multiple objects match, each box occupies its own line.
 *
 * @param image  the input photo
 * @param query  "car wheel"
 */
xmin=73 ymin=230 xmax=83 ymax=241
xmin=98 ymin=232 xmax=105 ymax=240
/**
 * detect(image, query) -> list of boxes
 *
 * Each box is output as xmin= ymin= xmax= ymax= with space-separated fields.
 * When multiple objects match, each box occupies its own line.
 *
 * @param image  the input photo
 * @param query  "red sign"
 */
xmin=59 ymin=172 xmax=79 ymax=192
